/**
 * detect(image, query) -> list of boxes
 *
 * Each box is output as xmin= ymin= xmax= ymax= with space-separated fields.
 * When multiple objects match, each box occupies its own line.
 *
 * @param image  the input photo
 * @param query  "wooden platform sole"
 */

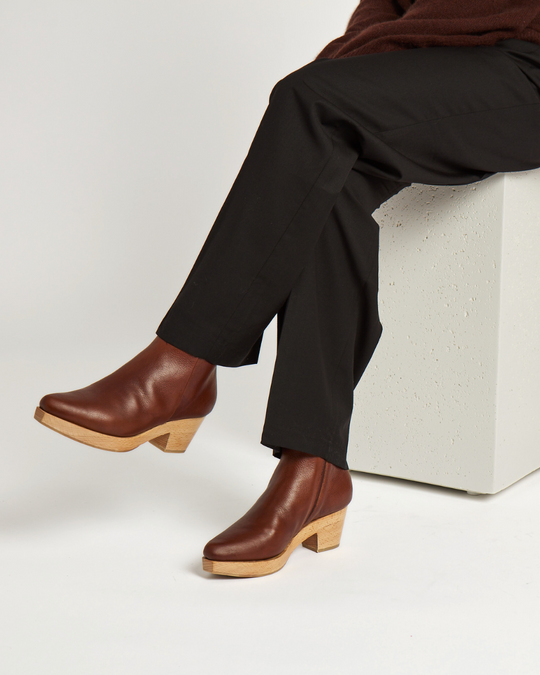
xmin=34 ymin=407 xmax=205 ymax=453
xmin=202 ymin=507 xmax=348 ymax=578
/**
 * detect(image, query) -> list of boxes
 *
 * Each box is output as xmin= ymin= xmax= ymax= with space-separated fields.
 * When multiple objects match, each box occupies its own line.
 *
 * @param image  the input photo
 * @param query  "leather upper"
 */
xmin=39 ymin=336 xmax=217 ymax=437
xmin=203 ymin=448 xmax=353 ymax=562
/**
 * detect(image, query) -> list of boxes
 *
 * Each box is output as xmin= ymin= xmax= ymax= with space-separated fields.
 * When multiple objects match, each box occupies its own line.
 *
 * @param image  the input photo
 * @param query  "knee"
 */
xmin=269 ymin=58 xmax=332 ymax=103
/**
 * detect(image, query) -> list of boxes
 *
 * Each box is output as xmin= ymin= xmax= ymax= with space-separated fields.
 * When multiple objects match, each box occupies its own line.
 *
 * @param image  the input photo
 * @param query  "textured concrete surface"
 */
xmin=349 ymin=170 xmax=540 ymax=495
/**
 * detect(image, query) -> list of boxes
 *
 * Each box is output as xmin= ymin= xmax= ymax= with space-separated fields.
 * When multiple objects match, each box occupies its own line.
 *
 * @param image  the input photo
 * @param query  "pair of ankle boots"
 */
xmin=34 ymin=337 xmax=353 ymax=577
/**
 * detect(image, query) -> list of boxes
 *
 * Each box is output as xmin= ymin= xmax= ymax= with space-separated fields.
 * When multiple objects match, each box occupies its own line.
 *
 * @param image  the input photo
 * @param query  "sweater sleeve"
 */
xmin=315 ymin=0 xmax=406 ymax=59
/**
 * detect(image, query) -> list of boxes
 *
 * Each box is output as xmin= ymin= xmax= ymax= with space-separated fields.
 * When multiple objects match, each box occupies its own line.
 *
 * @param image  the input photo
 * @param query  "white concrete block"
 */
xmin=348 ymin=169 xmax=540 ymax=494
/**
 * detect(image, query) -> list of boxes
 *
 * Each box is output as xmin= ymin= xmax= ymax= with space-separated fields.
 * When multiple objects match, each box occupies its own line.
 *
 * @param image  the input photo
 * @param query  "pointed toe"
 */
xmin=37 ymin=390 xmax=100 ymax=430
xmin=203 ymin=538 xmax=232 ymax=562
xmin=39 ymin=392 xmax=69 ymax=417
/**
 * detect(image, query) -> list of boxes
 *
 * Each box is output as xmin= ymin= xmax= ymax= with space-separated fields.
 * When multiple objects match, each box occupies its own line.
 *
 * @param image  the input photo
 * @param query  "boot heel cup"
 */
xmin=34 ymin=407 xmax=205 ymax=453
xmin=202 ymin=507 xmax=348 ymax=578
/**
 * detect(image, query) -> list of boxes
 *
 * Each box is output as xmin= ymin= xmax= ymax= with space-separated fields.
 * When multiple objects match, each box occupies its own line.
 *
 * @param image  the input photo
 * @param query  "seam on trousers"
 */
xmin=207 ymin=81 xmax=389 ymax=363
xmin=374 ymin=100 xmax=540 ymax=136
xmin=301 ymin=66 xmax=540 ymax=136
xmin=301 ymin=78 xmax=481 ymax=187
xmin=326 ymin=235 xmax=380 ymax=452
xmin=207 ymin=79 xmax=397 ymax=364
xmin=209 ymin=132 xmax=340 ymax=362
xmin=326 ymin=326 xmax=356 ymax=453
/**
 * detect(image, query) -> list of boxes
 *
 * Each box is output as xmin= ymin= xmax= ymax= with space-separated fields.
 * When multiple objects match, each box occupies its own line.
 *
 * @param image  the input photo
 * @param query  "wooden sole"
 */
xmin=202 ymin=507 xmax=348 ymax=578
xmin=34 ymin=407 xmax=205 ymax=453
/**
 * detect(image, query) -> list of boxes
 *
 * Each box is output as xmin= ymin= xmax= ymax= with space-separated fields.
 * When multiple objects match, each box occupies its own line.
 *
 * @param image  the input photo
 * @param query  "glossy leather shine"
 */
xmin=203 ymin=447 xmax=353 ymax=562
xmin=39 ymin=337 xmax=217 ymax=437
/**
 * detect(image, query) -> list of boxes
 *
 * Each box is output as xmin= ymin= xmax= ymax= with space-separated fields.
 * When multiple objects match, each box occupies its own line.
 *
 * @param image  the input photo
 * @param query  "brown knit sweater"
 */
xmin=316 ymin=0 xmax=540 ymax=60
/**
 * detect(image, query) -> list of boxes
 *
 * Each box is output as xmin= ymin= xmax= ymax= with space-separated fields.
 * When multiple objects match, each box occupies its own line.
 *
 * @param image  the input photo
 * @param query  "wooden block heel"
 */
xmin=301 ymin=509 xmax=346 ymax=552
xmin=149 ymin=417 xmax=205 ymax=453
xmin=34 ymin=407 xmax=205 ymax=454
xmin=202 ymin=507 xmax=348 ymax=578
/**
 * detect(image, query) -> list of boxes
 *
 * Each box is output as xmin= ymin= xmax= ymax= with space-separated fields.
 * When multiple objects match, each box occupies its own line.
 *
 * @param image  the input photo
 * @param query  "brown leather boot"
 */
xmin=34 ymin=336 xmax=217 ymax=453
xmin=202 ymin=447 xmax=353 ymax=577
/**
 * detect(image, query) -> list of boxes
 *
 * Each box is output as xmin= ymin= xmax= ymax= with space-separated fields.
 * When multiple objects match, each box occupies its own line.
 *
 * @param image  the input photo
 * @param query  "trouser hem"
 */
xmin=261 ymin=428 xmax=349 ymax=471
xmin=156 ymin=321 xmax=263 ymax=367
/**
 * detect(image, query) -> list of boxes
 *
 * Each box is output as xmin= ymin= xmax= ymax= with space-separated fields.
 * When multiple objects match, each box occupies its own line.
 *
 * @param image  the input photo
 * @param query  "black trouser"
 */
xmin=157 ymin=38 xmax=540 ymax=470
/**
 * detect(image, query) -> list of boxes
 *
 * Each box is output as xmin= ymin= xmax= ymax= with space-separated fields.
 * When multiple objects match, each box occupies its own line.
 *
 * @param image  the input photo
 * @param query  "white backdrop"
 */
xmin=5 ymin=6 xmax=540 ymax=675
xmin=1 ymin=0 xmax=354 ymax=444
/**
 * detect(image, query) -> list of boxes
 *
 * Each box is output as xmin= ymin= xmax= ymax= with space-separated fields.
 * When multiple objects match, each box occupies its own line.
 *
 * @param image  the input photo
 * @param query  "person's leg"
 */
xmin=201 ymin=40 xmax=540 ymax=575
xmin=34 ymin=50 xmax=405 ymax=453
xmin=35 ymin=38 xmax=540 ymax=575
xmin=158 ymin=38 xmax=540 ymax=473
xmin=38 ymin=40 xmax=540 ymax=458
xmin=35 ymin=54 xmax=363 ymax=452
xmin=261 ymin=169 xmax=406 ymax=470
xmin=157 ymin=39 xmax=540 ymax=374
xmin=155 ymin=56 xmax=362 ymax=367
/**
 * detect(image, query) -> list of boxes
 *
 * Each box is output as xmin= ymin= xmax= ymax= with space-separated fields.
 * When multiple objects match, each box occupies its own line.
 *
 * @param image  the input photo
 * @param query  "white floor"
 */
xmin=3 ymin=344 xmax=540 ymax=675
